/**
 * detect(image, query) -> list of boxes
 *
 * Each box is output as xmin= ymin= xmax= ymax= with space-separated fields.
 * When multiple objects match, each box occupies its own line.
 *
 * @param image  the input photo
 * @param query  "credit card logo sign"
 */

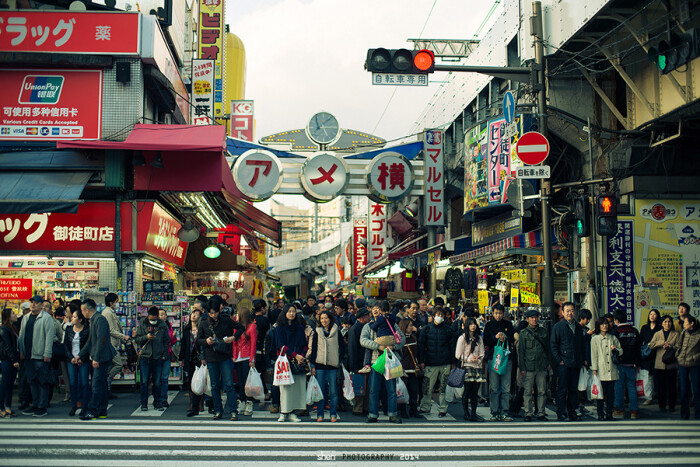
xmin=1 ymin=128 xmax=9 ymax=135
xmin=18 ymin=76 xmax=64 ymax=104
xmin=51 ymin=128 xmax=60 ymax=135
xmin=40 ymin=127 xmax=49 ymax=136
xmin=26 ymin=127 xmax=38 ymax=135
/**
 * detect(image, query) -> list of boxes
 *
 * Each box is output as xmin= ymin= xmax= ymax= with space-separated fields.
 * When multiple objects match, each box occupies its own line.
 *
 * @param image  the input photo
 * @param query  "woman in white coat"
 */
xmin=590 ymin=317 xmax=623 ymax=421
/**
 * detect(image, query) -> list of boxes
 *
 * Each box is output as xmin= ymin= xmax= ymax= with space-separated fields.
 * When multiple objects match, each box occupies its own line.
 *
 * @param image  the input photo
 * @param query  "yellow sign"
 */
xmin=198 ymin=0 xmax=224 ymax=117
xmin=510 ymin=286 xmax=519 ymax=307
xmin=163 ymin=263 xmax=178 ymax=284
xmin=502 ymin=269 xmax=526 ymax=282
xmin=250 ymin=239 xmax=267 ymax=270
xmin=519 ymin=282 xmax=540 ymax=304
xmin=520 ymin=282 xmax=536 ymax=294
xmin=478 ymin=290 xmax=489 ymax=315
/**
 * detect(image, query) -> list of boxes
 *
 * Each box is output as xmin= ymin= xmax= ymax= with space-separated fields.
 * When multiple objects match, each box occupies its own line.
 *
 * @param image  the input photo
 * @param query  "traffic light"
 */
xmin=365 ymin=48 xmax=435 ymax=74
xmin=573 ymin=197 xmax=590 ymax=237
xmin=648 ymin=29 xmax=698 ymax=74
xmin=596 ymin=194 xmax=618 ymax=236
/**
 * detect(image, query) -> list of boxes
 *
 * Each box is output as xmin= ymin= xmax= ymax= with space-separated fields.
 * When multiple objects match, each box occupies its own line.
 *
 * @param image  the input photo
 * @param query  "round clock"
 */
xmin=306 ymin=112 xmax=340 ymax=145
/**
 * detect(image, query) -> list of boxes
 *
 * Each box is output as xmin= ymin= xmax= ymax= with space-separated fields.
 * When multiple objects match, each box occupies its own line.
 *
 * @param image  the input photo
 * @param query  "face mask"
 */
xmin=149 ymin=319 xmax=157 ymax=325
xmin=434 ymin=316 xmax=444 ymax=325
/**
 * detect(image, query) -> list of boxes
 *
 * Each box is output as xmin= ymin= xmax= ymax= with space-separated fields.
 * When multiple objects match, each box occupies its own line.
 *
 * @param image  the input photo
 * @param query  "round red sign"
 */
xmin=516 ymin=131 xmax=550 ymax=165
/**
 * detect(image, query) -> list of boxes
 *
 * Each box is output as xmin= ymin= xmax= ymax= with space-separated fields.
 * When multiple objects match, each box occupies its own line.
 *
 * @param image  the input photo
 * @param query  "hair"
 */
xmin=53 ymin=306 xmax=65 ymax=318
xmin=1 ymin=308 xmax=18 ymax=335
xmin=69 ymin=299 xmax=82 ymax=311
xmin=105 ymin=292 xmax=118 ymax=308
xmin=334 ymin=298 xmax=348 ymax=311
xmin=578 ymin=309 xmax=592 ymax=321
xmin=398 ymin=318 xmax=412 ymax=336
xmin=189 ymin=309 xmax=202 ymax=328
xmin=604 ymin=313 xmax=614 ymax=322
xmin=661 ymin=315 xmax=674 ymax=326
xmin=685 ymin=316 xmax=698 ymax=329
xmin=341 ymin=316 xmax=353 ymax=327
xmin=613 ymin=309 xmax=627 ymax=323
xmin=594 ymin=317 xmax=610 ymax=334
xmin=72 ymin=309 xmax=87 ymax=327
xmin=379 ymin=300 xmax=390 ymax=313
xmin=252 ymin=299 xmax=266 ymax=312
xmin=648 ymin=309 xmax=661 ymax=324
xmin=68 ymin=302 xmax=81 ymax=315
xmin=147 ymin=306 xmax=159 ymax=317
xmin=679 ymin=302 xmax=691 ymax=313
xmin=317 ymin=310 xmax=335 ymax=329
xmin=53 ymin=297 xmax=65 ymax=308
xmin=277 ymin=304 xmax=303 ymax=327
xmin=433 ymin=306 xmax=446 ymax=316
xmin=410 ymin=301 xmax=419 ymax=308
xmin=205 ymin=297 xmax=222 ymax=313
xmin=237 ymin=307 xmax=253 ymax=328
xmin=492 ymin=303 xmax=505 ymax=314
xmin=307 ymin=295 xmax=316 ymax=301
xmin=562 ymin=301 xmax=575 ymax=311
xmin=434 ymin=297 xmax=445 ymax=306
xmin=464 ymin=317 xmax=482 ymax=353
xmin=81 ymin=299 xmax=97 ymax=312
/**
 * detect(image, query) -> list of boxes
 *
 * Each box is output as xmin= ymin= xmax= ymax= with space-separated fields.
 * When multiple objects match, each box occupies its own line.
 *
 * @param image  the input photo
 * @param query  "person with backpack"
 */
xmin=518 ymin=309 xmax=550 ymax=421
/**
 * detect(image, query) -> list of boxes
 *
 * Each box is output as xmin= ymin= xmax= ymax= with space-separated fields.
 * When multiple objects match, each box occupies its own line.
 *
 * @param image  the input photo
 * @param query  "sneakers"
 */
xmin=358 ymin=366 xmax=371 ymax=374
xmin=22 ymin=406 xmax=35 ymax=416
xmin=269 ymin=405 xmax=280 ymax=414
xmin=156 ymin=406 xmax=165 ymax=412
xmin=33 ymin=408 xmax=47 ymax=418
xmin=317 ymin=416 xmax=324 ymax=422
xmin=630 ymin=410 xmax=640 ymax=419
xmin=97 ymin=411 xmax=107 ymax=419
xmin=244 ymin=401 xmax=254 ymax=416
xmin=69 ymin=408 xmax=77 ymax=417
xmin=365 ymin=417 xmax=378 ymax=423
xmin=388 ymin=416 xmax=402 ymax=424
xmin=212 ymin=413 xmax=223 ymax=420
xmin=277 ymin=414 xmax=287 ymax=422
xmin=490 ymin=414 xmax=500 ymax=422
xmin=524 ymin=415 xmax=532 ymax=422
xmin=438 ymin=412 xmax=447 ymax=418
xmin=141 ymin=406 xmax=148 ymax=412
xmin=612 ymin=409 xmax=625 ymax=417
xmin=80 ymin=412 xmax=96 ymax=420
xmin=642 ymin=399 xmax=653 ymax=406
xmin=500 ymin=414 xmax=513 ymax=422
xmin=288 ymin=413 xmax=301 ymax=423
xmin=230 ymin=412 xmax=238 ymax=421
xmin=330 ymin=416 xmax=338 ymax=423
xmin=537 ymin=414 xmax=548 ymax=421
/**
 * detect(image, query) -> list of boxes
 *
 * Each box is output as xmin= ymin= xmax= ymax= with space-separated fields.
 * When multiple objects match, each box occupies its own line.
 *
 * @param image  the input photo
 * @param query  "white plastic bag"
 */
xmin=636 ymin=368 xmax=652 ymax=400
xmin=445 ymin=384 xmax=464 ymax=403
xmin=204 ymin=366 xmax=212 ymax=397
xmin=342 ymin=366 xmax=355 ymax=400
xmin=589 ymin=373 xmax=604 ymax=400
xmin=245 ymin=367 xmax=265 ymax=402
xmin=306 ymin=376 xmax=324 ymax=405
xmin=191 ymin=365 xmax=207 ymax=396
xmin=383 ymin=349 xmax=404 ymax=380
xmin=578 ymin=367 xmax=591 ymax=392
xmin=396 ymin=377 xmax=408 ymax=405
xmin=273 ymin=354 xmax=294 ymax=386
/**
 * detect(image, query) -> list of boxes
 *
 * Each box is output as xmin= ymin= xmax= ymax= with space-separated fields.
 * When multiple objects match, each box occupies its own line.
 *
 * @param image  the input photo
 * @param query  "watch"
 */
xmin=307 ymin=112 xmax=340 ymax=145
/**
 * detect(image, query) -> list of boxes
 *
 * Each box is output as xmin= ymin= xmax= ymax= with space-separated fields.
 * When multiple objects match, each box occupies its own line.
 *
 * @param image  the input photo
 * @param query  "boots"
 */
xmin=462 ymin=392 xmax=470 ymax=420
xmin=470 ymin=400 xmax=483 ymax=422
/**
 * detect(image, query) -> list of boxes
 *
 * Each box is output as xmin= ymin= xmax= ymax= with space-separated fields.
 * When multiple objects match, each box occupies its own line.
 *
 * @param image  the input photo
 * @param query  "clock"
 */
xmin=306 ymin=112 xmax=340 ymax=145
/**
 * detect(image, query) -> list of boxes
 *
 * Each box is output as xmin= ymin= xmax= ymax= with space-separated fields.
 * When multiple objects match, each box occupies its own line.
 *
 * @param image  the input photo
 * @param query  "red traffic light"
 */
xmin=366 ymin=48 xmax=435 ymax=74
xmin=414 ymin=49 xmax=435 ymax=72
xmin=596 ymin=194 xmax=617 ymax=217
xmin=601 ymin=196 xmax=612 ymax=213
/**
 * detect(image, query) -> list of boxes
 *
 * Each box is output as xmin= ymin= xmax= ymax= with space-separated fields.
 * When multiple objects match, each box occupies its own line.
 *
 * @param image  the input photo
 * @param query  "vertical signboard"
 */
xmin=198 ymin=0 xmax=224 ymax=118
xmin=605 ymin=220 xmax=635 ymax=324
xmin=424 ymin=129 xmax=444 ymax=226
xmin=191 ymin=59 xmax=214 ymax=125
xmin=231 ymin=100 xmax=254 ymax=141
xmin=368 ymin=202 xmax=387 ymax=264
xmin=353 ymin=218 xmax=368 ymax=278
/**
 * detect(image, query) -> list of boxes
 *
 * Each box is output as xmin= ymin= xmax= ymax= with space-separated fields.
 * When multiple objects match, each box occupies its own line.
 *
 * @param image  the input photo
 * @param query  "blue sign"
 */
xmin=605 ymin=220 xmax=636 ymax=324
xmin=503 ymin=91 xmax=516 ymax=124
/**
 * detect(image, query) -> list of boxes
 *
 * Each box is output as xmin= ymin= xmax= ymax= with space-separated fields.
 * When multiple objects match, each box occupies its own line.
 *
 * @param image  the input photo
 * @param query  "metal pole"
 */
xmin=531 ymin=1 xmax=555 ymax=320
xmin=587 ymin=118 xmax=599 ymax=319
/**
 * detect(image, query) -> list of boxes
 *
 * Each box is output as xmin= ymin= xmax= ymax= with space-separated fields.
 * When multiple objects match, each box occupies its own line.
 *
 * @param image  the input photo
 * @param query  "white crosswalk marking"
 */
xmin=1 ymin=419 xmax=698 ymax=465
xmin=130 ymin=391 xmax=178 ymax=417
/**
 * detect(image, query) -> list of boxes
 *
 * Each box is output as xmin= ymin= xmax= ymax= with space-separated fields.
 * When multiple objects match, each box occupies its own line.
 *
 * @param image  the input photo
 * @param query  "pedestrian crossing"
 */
xmin=1 ymin=418 xmax=698 ymax=465
xmin=129 ymin=391 xmax=179 ymax=417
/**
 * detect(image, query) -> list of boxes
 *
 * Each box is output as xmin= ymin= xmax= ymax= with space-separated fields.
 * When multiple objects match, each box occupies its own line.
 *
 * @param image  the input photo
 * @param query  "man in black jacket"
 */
xmin=196 ymin=298 xmax=244 ymax=421
xmin=348 ymin=307 xmax=372 ymax=415
xmin=134 ymin=307 xmax=170 ymax=412
xmin=418 ymin=308 xmax=455 ymax=417
xmin=253 ymin=303 xmax=270 ymax=400
xmin=483 ymin=303 xmax=515 ymax=421
xmin=550 ymin=301 xmax=586 ymax=421
xmin=612 ymin=308 xmax=642 ymax=419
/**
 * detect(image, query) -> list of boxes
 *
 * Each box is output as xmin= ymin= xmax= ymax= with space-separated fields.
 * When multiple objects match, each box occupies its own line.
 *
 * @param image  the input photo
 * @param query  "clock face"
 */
xmin=307 ymin=112 xmax=340 ymax=144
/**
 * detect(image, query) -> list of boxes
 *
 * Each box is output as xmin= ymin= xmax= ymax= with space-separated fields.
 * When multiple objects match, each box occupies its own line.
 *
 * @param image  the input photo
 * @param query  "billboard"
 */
xmin=198 ymin=0 xmax=224 ymax=117
xmin=191 ymin=59 xmax=215 ymax=125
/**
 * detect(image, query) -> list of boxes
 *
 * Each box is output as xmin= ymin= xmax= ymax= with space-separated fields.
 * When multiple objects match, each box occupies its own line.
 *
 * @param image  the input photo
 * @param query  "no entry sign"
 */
xmin=516 ymin=131 xmax=550 ymax=165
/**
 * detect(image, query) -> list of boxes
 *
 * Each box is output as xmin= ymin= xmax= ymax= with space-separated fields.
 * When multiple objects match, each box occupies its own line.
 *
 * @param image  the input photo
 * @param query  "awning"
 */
xmin=0 ymin=171 xmax=90 ymax=214
xmin=387 ymin=232 xmax=426 ymax=260
xmin=449 ymin=229 xmax=559 ymax=265
xmin=184 ymin=234 xmax=251 ymax=272
xmin=344 ymin=141 xmax=423 ymax=160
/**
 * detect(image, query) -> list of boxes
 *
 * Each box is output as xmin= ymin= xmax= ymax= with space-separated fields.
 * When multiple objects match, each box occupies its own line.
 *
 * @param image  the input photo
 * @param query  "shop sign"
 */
xmin=143 ymin=203 xmax=188 ymax=268
xmin=519 ymin=282 xmax=541 ymax=305
xmin=424 ymin=129 xmax=444 ymax=226
xmin=231 ymin=100 xmax=254 ymax=141
xmin=232 ymin=150 xmax=284 ymax=202
xmin=368 ymin=202 xmax=387 ymax=264
xmin=191 ymin=59 xmax=215 ymax=125
xmin=0 ymin=260 xmax=99 ymax=270
xmin=352 ymin=218 xmax=367 ymax=277
xmin=0 ymin=278 xmax=32 ymax=300
xmin=510 ymin=286 xmax=519 ymax=307
xmin=0 ymin=69 xmax=102 ymax=140
xmin=300 ymin=152 xmax=349 ymax=202
xmin=0 ymin=11 xmax=140 ymax=55
xmin=250 ymin=238 xmax=266 ymax=270
xmin=365 ymin=151 xmax=414 ymax=204
xmin=471 ymin=212 xmax=522 ymax=247
xmin=605 ymin=220 xmax=635 ymax=324
xmin=198 ymin=0 xmax=224 ymax=117
xmin=502 ymin=269 xmax=526 ymax=282
xmin=477 ymin=290 xmax=489 ymax=314
xmin=639 ymin=202 xmax=678 ymax=223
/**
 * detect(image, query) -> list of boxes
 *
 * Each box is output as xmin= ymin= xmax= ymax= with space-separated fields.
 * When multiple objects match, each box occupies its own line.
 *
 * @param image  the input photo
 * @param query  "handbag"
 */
xmin=490 ymin=341 xmax=510 ymax=376
xmin=386 ymin=316 xmax=402 ymax=345
xmin=124 ymin=341 xmax=138 ymax=364
xmin=611 ymin=348 xmax=621 ymax=366
xmin=661 ymin=348 xmax=676 ymax=364
xmin=447 ymin=366 xmax=466 ymax=388
xmin=280 ymin=346 xmax=309 ymax=375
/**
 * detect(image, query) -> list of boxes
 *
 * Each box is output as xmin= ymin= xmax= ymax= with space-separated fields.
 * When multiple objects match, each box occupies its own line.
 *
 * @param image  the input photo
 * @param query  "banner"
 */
xmin=352 ymin=219 xmax=367 ymax=277
xmin=191 ymin=59 xmax=215 ymax=125
xmin=231 ymin=100 xmax=254 ymax=141
xmin=198 ymin=0 xmax=224 ymax=117
xmin=0 ymin=278 xmax=33 ymax=300
xmin=605 ymin=220 xmax=635 ymax=323
xmin=368 ymin=202 xmax=387 ymax=264
xmin=424 ymin=129 xmax=444 ymax=226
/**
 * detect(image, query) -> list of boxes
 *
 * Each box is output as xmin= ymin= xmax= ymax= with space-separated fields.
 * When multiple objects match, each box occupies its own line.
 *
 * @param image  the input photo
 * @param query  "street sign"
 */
xmin=506 ymin=179 xmax=536 ymax=210
xmin=503 ymin=122 xmax=518 ymax=139
xmin=515 ymin=131 xmax=550 ymax=165
xmin=503 ymin=91 xmax=516 ymax=124
xmin=372 ymin=73 xmax=429 ymax=86
xmin=516 ymin=165 xmax=550 ymax=179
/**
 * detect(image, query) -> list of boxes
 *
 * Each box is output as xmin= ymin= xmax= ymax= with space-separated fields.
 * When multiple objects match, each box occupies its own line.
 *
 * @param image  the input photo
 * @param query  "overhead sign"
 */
xmin=198 ymin=0 xmax=224 ymax=117
xmin=230 ymin=100 xmax=254 ymax=141
xmin=0 ymin=69 xmax=102 ymax=140
xmin=516 ymin=131 xmax=550 ymax=165
xmin=516 ymin=165 xmax=550 ymax=179
xmin=191 ymin=59 xmax=215 ymax=125
xmin=232 ymin=150 xmax=284 ymax=202
xmin=471 ymin=212 xmax=523 ymax=247
xmin=299 ymin=152 xmax=349 ymax=202
xmin=365 ymin=151 xmax=414 ymax=204
xmin=352 ymin=218 xmax=368 ymax=278
xmin=606 ymin=220 xmax=635 ymax=323
xmin=0 ymin=278 xmax=33 ymax=300
xmin=0 ymin=11 xmax=140 ymax=55
xmin=503 ymin=91 xmax=516 ymax=124
xmin=368 ymin=202 xmax=387 ymax=264
xmin=372 ymin=74 xmax=428 ymax=86
xmin=424 ymin=130 xmax=444 ymax=226
xmin=142 ymin=203 xmax=188 ymax=268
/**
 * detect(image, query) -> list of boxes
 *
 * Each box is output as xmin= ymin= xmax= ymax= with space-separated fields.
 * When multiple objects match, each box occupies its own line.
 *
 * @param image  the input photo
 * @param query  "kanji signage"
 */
xmin=365 ymin=151 xmax=414 ymax=204
xmin=471 ymin=212 xmax=522 ymax=247
xmin=424 ymin=129 xmax=444 ymax=226
xmin=141 ymin=203 xmax=189 ymax=268
xmin=353 ymin=218 xmax=368 ymax=278
xmin=0 ymin=11 xmax=140 ymax=55
xmin=231 ymin=100 xmax=254 ymax=141
xmin=198 ymin=0 xmax=224 ymax=117
xmin=0 ymin=69 xmax=102 ymax=140
xmin=368 ymin=202 xmax=387 ymax=264
xmin=605 ymin=220 xmax=635 ymax=324
xmin=232 ymin=150 xmax=284 ymax=202
xmin=191 ymin=59 xmax=214 ymax=125
xmin=515 ymin=165 xmax=550 ymax=179
xmin=300 ymin=152 xmax=349 ymax=202
xmin=0 ymin=278 xmax=32 ymax=300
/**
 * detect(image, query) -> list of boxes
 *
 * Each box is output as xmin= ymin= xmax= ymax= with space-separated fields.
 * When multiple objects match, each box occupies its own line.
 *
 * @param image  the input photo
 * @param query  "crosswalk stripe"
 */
xmin=129 ymin=391 xmax=178 ymax=417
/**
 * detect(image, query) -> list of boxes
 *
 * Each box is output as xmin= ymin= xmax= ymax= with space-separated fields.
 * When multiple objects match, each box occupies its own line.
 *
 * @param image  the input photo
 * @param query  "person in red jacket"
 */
xmin=232 ymin=307 xmax=258 ymax=416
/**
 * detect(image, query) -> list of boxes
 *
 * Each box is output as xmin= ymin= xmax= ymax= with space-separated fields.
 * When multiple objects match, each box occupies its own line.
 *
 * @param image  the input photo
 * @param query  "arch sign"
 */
xmin=299 ymin=152 xmax=349 ymax=203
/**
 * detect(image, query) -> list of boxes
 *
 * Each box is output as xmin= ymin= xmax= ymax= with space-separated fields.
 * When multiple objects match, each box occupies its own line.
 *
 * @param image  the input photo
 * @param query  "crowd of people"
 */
xmin=0 ymin=293 xmax=699 ymax=424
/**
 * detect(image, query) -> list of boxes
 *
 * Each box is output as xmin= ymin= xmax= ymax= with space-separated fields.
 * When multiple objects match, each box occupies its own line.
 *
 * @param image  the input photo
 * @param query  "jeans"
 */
xmin=16 ymin=359 xmax=32 ymax=407
xmin=207 ymin=360 xmax=237 ymax=415
xmin=403 ymin=373 xmax=420 ymax=415
xmin=26 ymin=359 xmax=51 ymax=410
xmin=523 ymin=370 xmax=547 ymax=416
xmin=234 ymin=360 xmax=251 ymax=403
xmin=88 ymin=361 xmax=111 ymax=415
xmin=597 ymin=380 xmax=615 ymax=418
xmin=66 ymin=361 xmax=91 ymax=409
xmin=679 ymin=365 xmax=700 ymax=419
xmin=159 ymin=359 xmax=171 ymax=406
xmin=614 ymin=365 xmax=638 ymax=412
xmin=139 ymin=358 xmax=164 ymax=408
xmin=316 ymin=368 xmax=338 ymax=418
xmin=0 ymin=360 xmax=18 ymax=410
xmin=657 ymin=368 xmax=677 ymax=410
xmin=420 ymin=364 xmax=451 ymax=413
xmin=369 ymin=369 xmax=397 ymax=418
xmin=488 ymin=360 xmax=512 ymax=415
xmin=556 ymin=364 xmax=579 ymax=418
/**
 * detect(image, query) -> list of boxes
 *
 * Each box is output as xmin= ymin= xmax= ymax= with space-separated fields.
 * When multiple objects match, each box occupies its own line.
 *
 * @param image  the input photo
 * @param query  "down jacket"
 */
xmin=417 ymin=322 xmax=455 ymax=366
xmin=677 ymin=325 xmax=700 ymax=368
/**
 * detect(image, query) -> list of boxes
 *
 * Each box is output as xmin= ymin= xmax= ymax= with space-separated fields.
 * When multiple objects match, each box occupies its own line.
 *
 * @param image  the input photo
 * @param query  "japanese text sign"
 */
xmin=231 ymin=100 xmax=254 ymax=141
xmin=0 ymin=11 xmax=140 ymax=55
xmin=191 ymin=59 xmax=214 ymax=125
xmin=424 ymin=130 xmax=444 ymax=226
xmin=365 ymin=151 xmax=414 ymax=204
xmin=0 ymin=278 xmax=32 ymax=300
xmin=368 ymin=202 xmax=387 ymax=264
xmin=372 ymin=73 xmax=428 ymax=86
xmin=1 ymin=69 xmax=102 ymax=140
xmin=300 ymin=152 xmax=349 ymax=202
xmin=353 ymin=218 xmax=368 ymax=278
xmin=142 ymin=203 xmax=188 ymax=268
xmin=232 ymin=150 xmax=284 ymax=202
xmin=198 ymin=0 xmax=224 ymax=117
xmin=606 ymin=220 xmax=636 ymax=324
xmin=487 ymin=118 xmax=512 ymax=204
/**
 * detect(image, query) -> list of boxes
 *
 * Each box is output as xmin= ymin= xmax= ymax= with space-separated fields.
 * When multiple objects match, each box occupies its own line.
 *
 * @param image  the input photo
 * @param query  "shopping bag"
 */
xmin=578 ymin=367 xmax=591 ymax=392
xmin=191 ymin=365 xmax=207 ymax=396
xmin=204 ymin=367 xmax=212 ymax=397
xmin=445 ymin=384 xmax=464 ymax=403
xmin=306 ymin=376 xmax=324 ymax=405
xmin=351 ymin=373 xmax=367 ymax=396
xmin=342 ymin=366 xmax=355 ymax=400
xmin=490 ymin=341 xmax=510 ymax=376
xmin=372 ymin=349 xmax=388 ymax=374
xmin=396 ymin=377 xmax=408 ymax=405
xmin=273 ymin=354 xmax=294 ymax=386
xmin=245 ymin=368 xmax=265 ymax=402
xmin=636 ymin=368 xmax=652 ymax=400
xmin=383 ymin=349 xmax=404 ymax=380
xmin=447 ymin=367 xmax=466 ymax=388
xmin=589 ymin=373 xmax=604 ymax=400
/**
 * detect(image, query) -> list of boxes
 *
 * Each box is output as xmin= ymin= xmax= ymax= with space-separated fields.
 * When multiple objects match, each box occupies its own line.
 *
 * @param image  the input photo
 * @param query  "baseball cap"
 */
xmin=20 ymin=301 xmax=31 ymax=310
xmin=30 ymin=294 xmax=43 ymax=302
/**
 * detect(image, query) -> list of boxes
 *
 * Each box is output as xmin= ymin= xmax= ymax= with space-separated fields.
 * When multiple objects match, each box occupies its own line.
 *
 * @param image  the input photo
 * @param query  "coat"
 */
xmin=79 ymin=311 xmax=117 ymax=364
xmin=0 ymin=326 xmax=18 ymax=363
xmin=231 ymin=322 xmax=258 ymax=362
xmin=64 ymin=324 xmax=90 ymax=360
xmin=483 ymin=319 xmax=515 ymax=361
xmin=102 ymin=306 xmax=128 ymax=350
xmin=310 ymin=324 xmax=345 ymax=369
xmin=518 ymin=325 xmax=551 ymax=372
xmin=648 ymin=330 xmax=680 ymax=370
xmin=676 ymin=326 xmax=700 ymax=368
xmin=346 ymin=320 xmax=366 ymax=373
xmin=135 ymin=318 xmax=170 ymax=361
xmin=18 ymin=311 xmax=55 ymax=360
xmin=455 ymin=334 xmax=484 ymax=369
xmin=195 ymin=315 xmax=243 ymax=362
xmin=418 ymin=322 xmax=455 ymax=366
xmin=590 ymin=333 xmax=623 ymax=381
xmin=550 ymin=319 xmax=586 ymax=368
